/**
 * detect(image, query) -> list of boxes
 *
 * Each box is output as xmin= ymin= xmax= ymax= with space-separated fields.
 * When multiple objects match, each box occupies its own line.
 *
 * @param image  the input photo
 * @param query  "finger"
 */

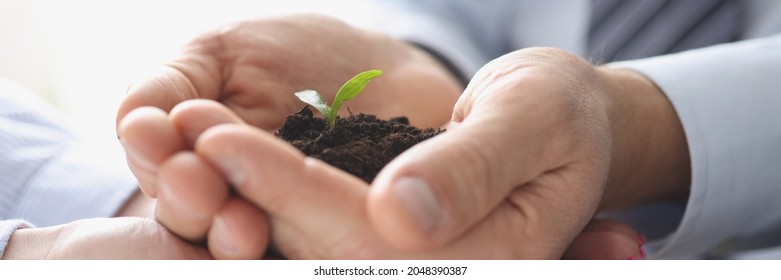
xmin=582 ymin=218 xmax=645 ymax=245
xmin=168 ymin=99 xmax=244 ymax=147
xmin=194 ymin=124 xmax=393 ymax=259
xmin=564 ymin=232 xmax=644 ymax=260
xmin=156 ymin=151 xmax=229 ymax=241
xmin=195 ymin=124 xmax=365 ymax=219
xmin=208 ymin=196 xmax=270 ymax=260
xmin=563 ymin=219 xmax=645 ymax=260
xmin=117 ymin=107 xmax=186 ymax=197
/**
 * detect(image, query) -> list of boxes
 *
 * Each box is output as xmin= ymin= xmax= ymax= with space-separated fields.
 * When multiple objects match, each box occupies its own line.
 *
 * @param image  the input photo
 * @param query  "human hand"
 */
xmin=148 ymin=98 xmax=645 ymax=259
xmin=116 ymin=14 xmax=461 ymax=259
xmin=143 ymin=46 xmax=685 ymax=259
xmin=2 ymin=217 xmax=210 ymax=259
xmin=363 ymin=47 xmax=690 ymax=257
xmin=116 ymin=13 xmax=459 ymax=197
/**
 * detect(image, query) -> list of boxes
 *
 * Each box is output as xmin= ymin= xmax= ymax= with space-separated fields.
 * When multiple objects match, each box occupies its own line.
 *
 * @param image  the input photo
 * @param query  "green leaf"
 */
xmin=294 ymin=90 xmax=330 ymax=119
xmin=329 ymin=70 xmax=383 ymax=123
xmin=293 ymin=70 xmax=383 ymax=129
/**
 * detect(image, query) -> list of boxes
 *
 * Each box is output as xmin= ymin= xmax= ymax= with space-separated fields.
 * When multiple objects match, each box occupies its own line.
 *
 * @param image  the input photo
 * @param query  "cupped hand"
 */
xmin=116 ymin=12 xmax=459 ymax=218
xmin=115 ymin=14 xmax=461 ymax=259
xmin=152 ymin=99 xmax=644 ymax=259
xmin=121 ymin=35 xmax=686 ymax=257
xmin=117 ymin=14 xmax=458 ymax=131
xmin=362 ymin=47 xmax=613 ymax=257
xmin=365 ymin=47 xmax=689 ymax=258
xmin=2 ymin=217 xmax=210 ymax=259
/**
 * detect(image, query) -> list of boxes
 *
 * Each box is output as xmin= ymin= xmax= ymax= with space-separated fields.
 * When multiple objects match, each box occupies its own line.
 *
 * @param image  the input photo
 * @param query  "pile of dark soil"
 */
xmin=276 ymin=107 xmax=441 ymax=183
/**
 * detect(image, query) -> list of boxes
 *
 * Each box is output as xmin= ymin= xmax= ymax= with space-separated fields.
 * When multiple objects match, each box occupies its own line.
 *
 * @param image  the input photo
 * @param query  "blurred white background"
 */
xmin=0 ymin=0 xmax=372 ymax=142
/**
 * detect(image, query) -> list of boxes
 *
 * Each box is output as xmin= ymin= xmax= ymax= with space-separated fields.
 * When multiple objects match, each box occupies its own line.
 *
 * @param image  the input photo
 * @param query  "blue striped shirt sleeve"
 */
xmin=0 ymin=78 xmax=138 ymax=229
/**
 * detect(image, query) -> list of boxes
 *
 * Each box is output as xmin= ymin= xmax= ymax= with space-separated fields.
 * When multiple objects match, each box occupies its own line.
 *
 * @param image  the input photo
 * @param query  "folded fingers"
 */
xmin=117 ymin=107 xmax=185 ymax=197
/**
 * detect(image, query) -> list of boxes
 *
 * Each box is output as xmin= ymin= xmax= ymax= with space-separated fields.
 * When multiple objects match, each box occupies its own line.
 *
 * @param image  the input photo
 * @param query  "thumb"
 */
xmin=367 ymin=87 xmax=561 ymax=252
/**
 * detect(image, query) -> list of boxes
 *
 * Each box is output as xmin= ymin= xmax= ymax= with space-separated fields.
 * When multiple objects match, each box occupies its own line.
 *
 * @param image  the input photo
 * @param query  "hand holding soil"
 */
xmin=116 ymin=14 xmax=459 ymax=259
xmin=115 ymin=14 xmax=670 ymax=259
xmin=116 ymin=13 xmax=459 ymax=206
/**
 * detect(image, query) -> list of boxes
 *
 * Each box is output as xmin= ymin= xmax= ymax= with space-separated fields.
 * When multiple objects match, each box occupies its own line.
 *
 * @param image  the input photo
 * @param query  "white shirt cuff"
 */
xmin=610 ymin=35 xmax=781 ymax=259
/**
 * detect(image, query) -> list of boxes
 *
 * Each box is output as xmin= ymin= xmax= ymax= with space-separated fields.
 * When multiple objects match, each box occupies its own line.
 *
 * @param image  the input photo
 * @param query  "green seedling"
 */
xmin=294 ymin=70 xmax=383 ymax=129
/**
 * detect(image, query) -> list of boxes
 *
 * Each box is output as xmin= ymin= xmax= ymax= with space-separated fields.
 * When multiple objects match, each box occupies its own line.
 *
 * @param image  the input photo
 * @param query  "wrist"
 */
xmin=2 ymin=226 xmax=61 ymax=260
xmin=597 ymin=67 xmax=691 ymax=210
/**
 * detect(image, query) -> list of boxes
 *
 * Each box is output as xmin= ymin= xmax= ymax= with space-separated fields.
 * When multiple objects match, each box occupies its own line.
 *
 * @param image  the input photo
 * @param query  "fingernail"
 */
xmin=213 ymin=157 xmax=245 ymax=186
xmin=639 ymin=245 xmax=647 ymax=259
xmin=211 ymin=216 xmax=239 ymax=257
xmin=394 ymin=177 xmax=442 ymax=233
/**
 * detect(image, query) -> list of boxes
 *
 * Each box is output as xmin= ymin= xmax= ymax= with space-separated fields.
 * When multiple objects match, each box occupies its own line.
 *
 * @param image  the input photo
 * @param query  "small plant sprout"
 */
xmin=294 ymin=70 xmax=383 ymax=129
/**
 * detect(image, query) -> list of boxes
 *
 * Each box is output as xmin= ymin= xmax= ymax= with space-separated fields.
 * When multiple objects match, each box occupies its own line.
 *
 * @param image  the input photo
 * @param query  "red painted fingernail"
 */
xmin=627 ymin=256 xmax=637 ymax=260
xmin=639 ymin=245 xmax=647 ymax=259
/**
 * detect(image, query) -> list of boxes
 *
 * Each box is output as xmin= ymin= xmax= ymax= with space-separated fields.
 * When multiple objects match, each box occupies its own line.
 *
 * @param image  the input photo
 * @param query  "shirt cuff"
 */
xmin=10 ymin=140 xmax=139 ymax=227
xmin=609 ymin=35 xmax=781 ymax=259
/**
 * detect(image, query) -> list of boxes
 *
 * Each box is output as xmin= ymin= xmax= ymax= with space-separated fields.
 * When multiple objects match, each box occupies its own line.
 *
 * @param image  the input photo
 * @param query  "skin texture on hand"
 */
xmin=2 ymin=217 xmax=210 ymax=260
